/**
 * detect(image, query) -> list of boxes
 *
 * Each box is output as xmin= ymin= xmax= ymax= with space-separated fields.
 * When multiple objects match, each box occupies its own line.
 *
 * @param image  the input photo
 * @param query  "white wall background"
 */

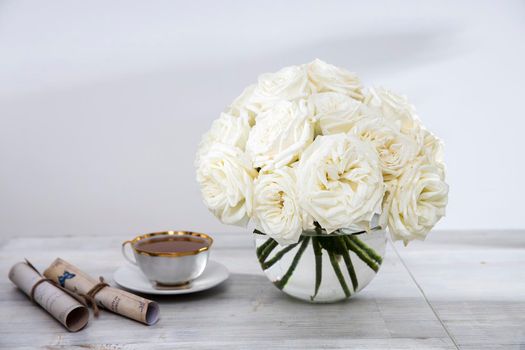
xmin=1 ymin=0 xmax=524 ymax=238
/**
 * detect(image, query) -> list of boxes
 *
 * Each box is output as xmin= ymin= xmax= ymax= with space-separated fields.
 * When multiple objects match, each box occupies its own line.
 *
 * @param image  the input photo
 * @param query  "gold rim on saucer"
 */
xmin=122 ymin=231 xmax=213 ymax=258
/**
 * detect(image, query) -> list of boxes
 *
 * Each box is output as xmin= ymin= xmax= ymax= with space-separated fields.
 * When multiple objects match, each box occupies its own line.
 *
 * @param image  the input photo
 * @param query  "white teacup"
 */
xmin=121 ymin=231 xmax=213 ymax=286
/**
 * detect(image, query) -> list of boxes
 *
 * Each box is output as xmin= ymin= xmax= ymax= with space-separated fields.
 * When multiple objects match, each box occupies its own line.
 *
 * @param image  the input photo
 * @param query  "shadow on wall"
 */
xmin=0 ymin=23 xmax=469 ymax=238
xmin=225 ymin=23 xmax=470 ymax=83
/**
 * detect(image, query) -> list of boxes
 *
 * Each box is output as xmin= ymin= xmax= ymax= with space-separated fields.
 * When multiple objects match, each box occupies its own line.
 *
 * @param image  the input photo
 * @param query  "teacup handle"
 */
xmin=121 ymin=240 xmax=137 ymax=265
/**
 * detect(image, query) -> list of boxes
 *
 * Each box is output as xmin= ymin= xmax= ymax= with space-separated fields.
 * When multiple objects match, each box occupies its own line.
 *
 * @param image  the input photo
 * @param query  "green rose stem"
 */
xmin=337 ymin=237 xmax=358 ymax=292
xmin=256 ymin=237 xmax=274 ymax=257
xmin=274 ymin=236 xmax=310 ymax=290
xmin=314 ymin=222 xmax=323 ymax=235
xmin=344 ymin=236 xmax=379 ymax=272
xmin=262 ymin=239 xmax=302 ymax=270
xmin=327 ymin=250 xmax=351 ymax=298
xmin=348 ymin=235 xmax=383 ymax=264
xmin=258 ymin=239 xmax=279 ymax=264
xmin=257 ymin=226 xmax=383 ymax=301
xmin=311 ymin=237 xmax=323 ymax=300
xmin=312 ymin=226 xmax=325 ymax=300
xmin=256 ymin=239 xmax=270 ymax=263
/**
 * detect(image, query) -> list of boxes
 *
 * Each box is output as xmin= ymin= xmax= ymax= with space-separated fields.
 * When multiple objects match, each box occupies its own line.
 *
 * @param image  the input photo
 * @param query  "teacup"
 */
xmin=121 ymin=231 xmax=213 ymax=286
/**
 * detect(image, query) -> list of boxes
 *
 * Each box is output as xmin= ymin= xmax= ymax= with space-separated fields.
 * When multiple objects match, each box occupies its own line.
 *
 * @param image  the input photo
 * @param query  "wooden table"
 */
xmin=1 ymin=231 xmax=524 ymax=349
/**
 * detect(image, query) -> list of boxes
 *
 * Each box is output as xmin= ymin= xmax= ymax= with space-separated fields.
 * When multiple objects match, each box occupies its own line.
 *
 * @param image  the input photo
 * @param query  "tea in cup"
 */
xmin=122 ymin=231 xmax=213 ymax=286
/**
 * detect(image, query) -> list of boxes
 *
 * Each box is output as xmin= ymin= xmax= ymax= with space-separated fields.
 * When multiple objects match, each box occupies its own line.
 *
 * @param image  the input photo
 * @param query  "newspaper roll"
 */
xmin=8 ymin=261 xmax=89 ymax=332
xmin=44 ymin=258 xmax=159 ymax=325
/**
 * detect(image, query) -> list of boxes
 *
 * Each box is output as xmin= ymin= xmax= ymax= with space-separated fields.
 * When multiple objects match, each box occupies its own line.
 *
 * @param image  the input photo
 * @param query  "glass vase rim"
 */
xmin=254 ymin=226 xmax=384 ymax=238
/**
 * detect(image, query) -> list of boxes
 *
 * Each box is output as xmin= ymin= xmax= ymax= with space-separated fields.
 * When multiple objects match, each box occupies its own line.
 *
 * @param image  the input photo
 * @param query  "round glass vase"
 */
xmin=254 ymin=228 xmax=386 ymax=303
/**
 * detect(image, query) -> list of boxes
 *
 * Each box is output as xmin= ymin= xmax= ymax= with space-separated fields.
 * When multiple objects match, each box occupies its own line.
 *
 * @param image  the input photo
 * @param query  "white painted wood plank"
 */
xmin=394 ymin=230 xmax=525 ymax=349
xmin=0 ymin=232 xmax=455 ymax=349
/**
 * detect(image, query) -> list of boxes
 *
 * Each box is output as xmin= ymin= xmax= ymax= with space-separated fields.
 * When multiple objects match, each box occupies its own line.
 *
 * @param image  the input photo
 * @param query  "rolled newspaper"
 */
xmin=44 ymin=258 xmax=159 ymax=325
xmin=8 ymin=261 xmax=89 ymax=332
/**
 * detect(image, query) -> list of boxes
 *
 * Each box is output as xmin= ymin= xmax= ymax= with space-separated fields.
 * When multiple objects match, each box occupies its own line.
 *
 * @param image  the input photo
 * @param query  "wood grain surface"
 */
xmin=0 ymin=230 xmax=523 ymax=349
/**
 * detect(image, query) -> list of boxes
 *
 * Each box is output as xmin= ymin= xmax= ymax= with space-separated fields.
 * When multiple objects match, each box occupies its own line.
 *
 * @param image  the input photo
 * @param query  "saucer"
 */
xmin=113 ymin=260 xmax=229 ymax=295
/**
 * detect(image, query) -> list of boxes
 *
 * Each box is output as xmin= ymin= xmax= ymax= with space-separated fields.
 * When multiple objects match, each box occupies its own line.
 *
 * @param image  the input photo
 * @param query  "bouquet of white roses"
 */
xmin=195 ymin=59 xmax=448 ymax=300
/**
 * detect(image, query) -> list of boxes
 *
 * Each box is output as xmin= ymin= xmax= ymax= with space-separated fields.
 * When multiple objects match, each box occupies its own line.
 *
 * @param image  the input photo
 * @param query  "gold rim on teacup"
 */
xmin=122 ymin=231 xmax=213 ymax=258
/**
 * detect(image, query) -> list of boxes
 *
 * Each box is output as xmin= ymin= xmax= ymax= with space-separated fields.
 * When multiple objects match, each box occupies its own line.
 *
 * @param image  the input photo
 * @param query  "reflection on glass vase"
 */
xmin=254 ymin=227 xmax=387 ymax=303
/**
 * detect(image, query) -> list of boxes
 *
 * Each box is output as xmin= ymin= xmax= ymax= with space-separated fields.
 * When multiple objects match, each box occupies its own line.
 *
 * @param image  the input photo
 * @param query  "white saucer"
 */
xmin=113 ymin=260 xmax=229 ymax=295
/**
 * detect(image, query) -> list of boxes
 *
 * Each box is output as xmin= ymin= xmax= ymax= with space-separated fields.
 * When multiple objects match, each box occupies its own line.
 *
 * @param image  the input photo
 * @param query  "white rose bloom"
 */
xmin=250 ymin=65 xmax=312 ymax=112
xmin=420 ymin=128 xmax=444 ymax=164
xmin=226 ymin=84 xmax=257 ymax=123
xmin=297 ymin=133 xmax=385 ymax=233
xmin=388 ymin=158 xmax=449 ymax=244
xmin=246 ymin=100 xmax=314 ymax=170
xmin=366 ymin=87 xmax=423 ymax=141
xmin=308 ymin=59 xmax=363 ymax=100
xmin=252 ymin=167 xmax=312 ymax=245
xmin=196 ymin=144 xmax=257 ymax=226
xmin=309 ymin=92 xmax=368 ymax=135
xmin=195 ymin=112 xmax=251 ymax=167
xmin=378 ymin=179 xmax=397 ymax=229
xmin=349 ymin=116 xmax=420 ymax=178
